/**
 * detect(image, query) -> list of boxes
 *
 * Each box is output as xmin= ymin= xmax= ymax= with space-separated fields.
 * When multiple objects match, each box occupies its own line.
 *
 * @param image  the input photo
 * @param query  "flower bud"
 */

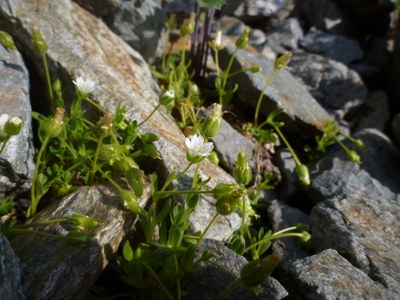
xmin=65 ymin=231 xmax=93 ymax=245
xmin=233 ymin=151 xmax=252 ymax=186
xmin=46 ymin=107 xmax=64 ymax=138
xmin=0 ymin=31 xmax=16 ymax=50
xmin=0 ymin=114 xmax=9 ymax=142
xmin=235 ymin=28 xmax=250 ymax=49
xmin=201 ymin=103 xmax=222 ymax=139
xmin=70 ymin=214 xmax=99 ymax=231
xmin=213 ymin=183 xmax=246 ymax=215
xmin=295 ymin=223 xmax=310 ymax=232
xmin=208 ymin=151 xmax=219 ymax=165
xmin=32 ymin=26 xmax=48 ymax=54
xmin=215 ymin=198 xmax=238 ymax=215
xmin=180 ymin=13 xmax=195 ymax=37
xmin=159 ymin=89 xmax=175 ymax=107
xmin=120 ymin=189 xmax=142 ymax=214
xmin=97 ymin=111 xmax=113 ymax=136
xmin=127 ymin=168 xmax=144 ymax=197
xmin=5 ymin=116 xmax=22 ymax=136
xmin=347 ymin=150 xmax=361 ymax=163
xmin=249 ymin=65 xmax=261 ymax=73
xmin=141 ymin=132 xmax=159 ymax=143
xmin=209 ymin=30 xmax=224 ymax=50
xmin=240 ymin=253 xmax=279 ymax=288
xmin=352 ymin=139 xmax=365 ymax=150
xmin=274 ymin=51 xmax=292 ymax=71
xmin=295 ymin=164 xmax=310 ymax=186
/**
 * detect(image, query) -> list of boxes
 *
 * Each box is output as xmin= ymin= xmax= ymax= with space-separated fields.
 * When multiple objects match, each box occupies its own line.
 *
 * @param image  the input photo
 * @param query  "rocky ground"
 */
xmin=0 ymin=0 xmax=399 ymax=299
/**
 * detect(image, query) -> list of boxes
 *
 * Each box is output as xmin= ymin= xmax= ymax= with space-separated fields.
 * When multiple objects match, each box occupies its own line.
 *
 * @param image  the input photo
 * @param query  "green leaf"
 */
xmin=123 ymin=240 xmax=134 ymax=262
xmin=197 ymin=0 xmax=227 ymax=9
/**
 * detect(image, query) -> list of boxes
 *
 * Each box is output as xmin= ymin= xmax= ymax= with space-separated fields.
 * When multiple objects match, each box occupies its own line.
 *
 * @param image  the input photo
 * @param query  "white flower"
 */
xmin=185 ymin=134 xmax=214 ymax=157
xmin=215 ymin=30 xmax=223 ymax=49
xmin=73 ymin=76 xmax=95 ymax=95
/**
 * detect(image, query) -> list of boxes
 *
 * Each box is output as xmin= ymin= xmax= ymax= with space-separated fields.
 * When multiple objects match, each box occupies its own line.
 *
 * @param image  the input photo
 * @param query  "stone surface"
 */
xmin=299 ymin=30 xmax=363 ymax=65
xmin=311 ymin=193 xmax=400 ymax=298
xmin=0 ymin=234 xmax=25 ymax=300
xmin=11 ymin=185 xmax=149 ymax=300
xmin=183 ymin=239 xmax=288 ymax=300
xmin=218 ymin=44 xmax=333 ymax=136
xmin=286 ymin=249 xmax=391 ymax=299
xmin=289 ymin=49 xmax=368 ymax=118
xmin=0 ymin=43 xmax=35 ymax=199
xmin=104 ymin=0 xmax=167 ymax=64
xmin=73 ymin=0 xmax=122 ymax=17
xmin=0 ymin=0 xmax=240 ymax=241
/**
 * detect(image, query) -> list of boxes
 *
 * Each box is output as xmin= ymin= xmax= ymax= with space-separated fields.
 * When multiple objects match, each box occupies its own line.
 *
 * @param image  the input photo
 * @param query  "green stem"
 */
xmin=10 ymin=228 xmax=65 ymax=240
xmin=42 ymin=52 xmax=54 ymax=111
xmin=15 ymin=218 xmax=70 ymax=229
xmin=156 ymin=189 xmax=213 ymax=197
xmin=84 ymin=97 xmax=106 ymax=113
xmin=194 ymin=213 xmax=218 ymax=250
xmin=240 ymin=196 xmax=246 ymax=236
xmin=243 ymin=231 xmax=303 ymax=252
xmin=173 ymin=254 xmax=181 ymax=300
xmin=271 ymin=225 xmax=297 ymax=236
xmin=28 ymin=134 xmax=52 ymax=217
xmin=219 ymin=278 xmax=241 ymax=300
xmin=254 ymin=69 xmax=276 ymax=128
xmin=90 ymin=135 xmax=105 ymax=184
xmin=0 ymin=137 xmax=10 ymax=155
xmin=137 ymin=104 xmax=161 ymax=128
xmin=334 ymin=135 xmax=351 ymax=152
xmin=142 ymin=261 xmax=175 ymax=300
xmin=274 ymin=126 xmax=302 ymax=166
xmin=219 ymin=48 xmax=238 ymax=106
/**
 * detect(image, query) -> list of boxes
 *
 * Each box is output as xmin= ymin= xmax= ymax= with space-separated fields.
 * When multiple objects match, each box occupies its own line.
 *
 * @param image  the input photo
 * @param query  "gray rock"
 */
xmin=299 ymin=30 xmax=363 ymax=65
xmin=263 ymin=17 xmax=304 ymax=54
xmin=104 ymin=0 xmax=167 ymax=64
xmin=183 ymin=239 xmax=288 ymax=300
xmin=218 ymin=44 xmax=333 ymax=136
xmin=289 ymin=49 xmax=368 ymax=118
xmin=211 ymin=117 xmax=255 ymax=173
xmin=311 ymin=193 xmax=400 ymax=298
xmin=0 ymin=43 xmax=35 ymax=199
xmin=354 ymin=90 xmax=390 ymax=133
xmin=11 ymin=185 xmax=149 ymax=300
xmin=162 ymin=0 xmax=196 ymax=15
xmin=0 ymin=0 xmax=240 ymax=241
xmin=0 ymin=234 xmax=25 ymax=300
xmin=73 ymin=0 xmax=122 ymax=17
xmin=286 ymin=249 xmax=391 ymax=299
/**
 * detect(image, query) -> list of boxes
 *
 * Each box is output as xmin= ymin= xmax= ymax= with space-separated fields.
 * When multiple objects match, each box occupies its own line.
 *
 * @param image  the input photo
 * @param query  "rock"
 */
xmin=162 ymin=0 xmax=196 ymax=15
xmin=262 ymin=17 xmax=304 ymax=54
xmin=104 ymin=0 xmax=167 ymax=64
xmin=311 ymin=193 xmax=400 ymax=298
xmin=218 ymin=44 xmax=333 ymax=136
xmin=354 ymin=90 xmax=390 ymax=133
xmin=388 ymin=15 xmax=400 ymax=111
xmin=0 ymin=0 xmax=240 ymax=241
xmin=211 ymin=118 xmax=255 ymax=172
xmin=183 ymin=239 xmax=288 ymax=300
xmin=11 ymin=185 xmax=149 ymax=300
xmin=0 ymin=234 xmax=25 ymax=300
xmin=286 ymin=249 xmax=391 ymax=299
xmin=289 ymin=49 xmax=368 ymax=118
xmin=299 ymin=29 xmax=363 ymax=65
xmin=0 ymin=43 xmax=35 ymax=199
xmin=73 ymin=0 xmax=122 ymax=17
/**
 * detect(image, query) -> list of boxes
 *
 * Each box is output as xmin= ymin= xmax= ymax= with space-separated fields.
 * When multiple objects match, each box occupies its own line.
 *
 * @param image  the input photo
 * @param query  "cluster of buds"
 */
xmin=233 ymin=151 xmax=252 ymax=186
xmin=0 ymin=114 xmax=23 ymax=143
xmin=201 ymin=103 xmax=222 ymax=139
xmin=213 ymin=183 xmax=247 ymax=215
xmin=69 ymin=214 xmax=99 ymax=231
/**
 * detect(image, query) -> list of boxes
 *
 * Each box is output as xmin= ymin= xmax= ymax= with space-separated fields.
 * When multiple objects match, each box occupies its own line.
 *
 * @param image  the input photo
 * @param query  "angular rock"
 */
xmin=0 ymin=0 xmax=240 ymax=240
xmin=183 ymin=239 xmax=288 ymax=300
xmin=299 ymin=30 xmax=363 ymax=65
xmin=0 ymin=234 xmax=25 ymax=300
xmin=104 ymin=0 xmax=167 ymax=64
xmin=289 ymin=49 xmax=368 ymax=118
xmin=73 ymin=0 xmax=122 ymax=17
xmin=286 ymin=249 xmax=391 ymax=299
xmin=310 ymin=193 xmax=400 ymax=298
xmin=11 ymin=185 xmax=149 ymax=300
xmin=218 ymin=44 xmax=333 ymax=136
xmin=0 ymin=43 xmax=35 ymax=199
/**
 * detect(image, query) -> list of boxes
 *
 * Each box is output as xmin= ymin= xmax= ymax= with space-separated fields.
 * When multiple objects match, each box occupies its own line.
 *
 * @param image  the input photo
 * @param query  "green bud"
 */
xmin=53 ymin=79 xmax=61 ymax=94
xmin=65 ymin=231 xmax=93 ymax=245
xmin=295 ymin=223 xmax=310 ymax=232
xmin=70 ymin=214 xmax=99 ymax=231
xmin=0 ymin=31 xmax=16 ymax=50
xmin=97 ymin=111 xmax=113 ymax=136
xmin=209 ymin=30 xmax=224 ymax=50
xmin=120 ymin=189 xmax=142 ymax=214
xmin=5 ymin=116 xmax=22 ymax=136
xmin=235 ymin=28 xmax=250 ymax=49
xmin=213 ymin=183 xmax=246 ymax=202
xmin=46 ymin=107 xmax=64 ymax=138
xmin=347 ymin=150 xmax=361 ymax=163
xmin=32 ymin=26 xmax=48 ymax=54
xmin=240 ymin=253 xmax=279 ymax=288
xmin=215 ymin=198 xmax=238 ymax=215
xmin=352 ymin=139 xmax=365 ymax=150
xmin=295 ymin=164 xmax=310 ymax=186
xmin=141 ymin=132 xmax=159 ymax=143
xmin=300 ymin=231 xmax=312 ymax=244
xmin=180 ymin=13 xmax=195 ymax=37
xmin=208 ymin=151 xmax=220 ymax=165
xmin=159 ymin=89 xmax=176 ymax=107
xmin=249 ymin=65 xmax=261 ymax=73
xmin=126 ymin=168 xmax=144 ymax=197
xmin=274 ymin=51 xmax=292 ymax=71
xmin=201 ymin=103 xmax=222 ymax=139
xmin=233 ymin=151 xmax=252 ymax=185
